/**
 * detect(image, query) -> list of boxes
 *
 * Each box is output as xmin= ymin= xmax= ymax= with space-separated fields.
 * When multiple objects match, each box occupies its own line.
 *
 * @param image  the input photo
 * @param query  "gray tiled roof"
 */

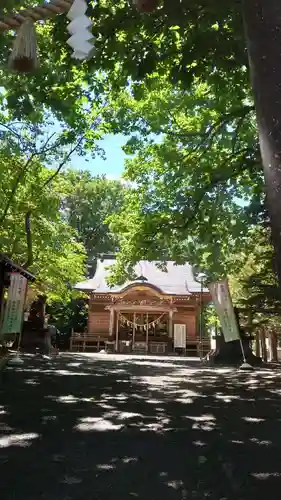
xmin=75 ymin=260 xmax=208 ymax=295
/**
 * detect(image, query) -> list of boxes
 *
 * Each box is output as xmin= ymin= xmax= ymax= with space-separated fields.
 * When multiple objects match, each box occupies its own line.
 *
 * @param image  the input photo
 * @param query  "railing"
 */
xmin=70 ymin=331 xmax=211 ymax=356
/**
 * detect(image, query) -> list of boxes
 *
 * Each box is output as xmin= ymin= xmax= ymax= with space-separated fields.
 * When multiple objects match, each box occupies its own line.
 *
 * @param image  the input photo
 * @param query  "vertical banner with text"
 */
xmin=1 ymin=273 xmax=28 ymax=337
xmin=208 ymin=278 xmax=240 ymax=342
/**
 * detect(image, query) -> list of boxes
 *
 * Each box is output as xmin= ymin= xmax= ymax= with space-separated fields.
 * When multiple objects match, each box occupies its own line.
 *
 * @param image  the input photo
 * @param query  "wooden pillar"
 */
xmin=146 ymin=312 xmax=149 ymax=352
xmin=132 ymin=312 xmax=136 ymax=349
xmin=115 ymin=311 xmax=119 ymax=352
xmin=168 ymin=310 xmax=173 ymax=338
xmin=255 ymin=330 xmax=261 ymax=358
xmin=109 ymin=308 xmax=114 ymax=337
xmin=260 ymin=328 xmax=267 ymax=362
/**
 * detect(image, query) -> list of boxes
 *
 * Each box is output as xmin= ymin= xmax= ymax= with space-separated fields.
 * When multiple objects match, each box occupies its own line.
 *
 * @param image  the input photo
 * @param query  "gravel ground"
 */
xmin=0 ymin=353 xmax=281 ymax=500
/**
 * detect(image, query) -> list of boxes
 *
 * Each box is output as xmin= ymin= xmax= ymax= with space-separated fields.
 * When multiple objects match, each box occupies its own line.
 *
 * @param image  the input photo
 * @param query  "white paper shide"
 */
xmin=66 ymin=0 xmax=95 ymax=60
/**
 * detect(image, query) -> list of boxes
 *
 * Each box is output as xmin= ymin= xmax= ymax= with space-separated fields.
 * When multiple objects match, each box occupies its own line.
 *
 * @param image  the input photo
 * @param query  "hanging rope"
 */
xmin=8 ymin=19 xmax=39 ymax=72
xmin=0 ymin=0 xmax=73 ymax=32
xmin=120 ymin=312 xmax=166 ymax=330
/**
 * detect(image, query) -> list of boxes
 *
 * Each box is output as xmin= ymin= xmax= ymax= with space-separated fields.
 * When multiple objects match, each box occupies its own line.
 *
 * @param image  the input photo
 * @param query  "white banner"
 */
xmin=208 ymin=279 xmax=240 ymax=342
xmin=1 ymin=273 xmax=28 ymax=336
xmin=174 ymin=324 xmax=186 ymax=348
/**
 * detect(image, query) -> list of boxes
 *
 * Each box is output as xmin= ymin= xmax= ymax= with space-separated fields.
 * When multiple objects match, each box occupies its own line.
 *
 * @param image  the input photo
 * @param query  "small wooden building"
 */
xmin=0 ymin=254 xmax=35 ymax=348
xmin=73 ymin=259 xmax=211 ymax=356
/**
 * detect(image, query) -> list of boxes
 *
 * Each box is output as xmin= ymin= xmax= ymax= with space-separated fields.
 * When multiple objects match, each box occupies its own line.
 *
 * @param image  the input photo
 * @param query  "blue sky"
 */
xmin=70 ymin=133 xmax=127 ymax=179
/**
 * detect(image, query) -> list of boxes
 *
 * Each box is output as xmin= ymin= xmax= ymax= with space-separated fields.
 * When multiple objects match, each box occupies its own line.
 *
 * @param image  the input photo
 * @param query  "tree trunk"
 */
xmin=0 ymin=263 xmax=5 ymax=330
xmin=243 ymin=0 xmax=281 ymax=286
xmin=260 ymin=329 xmax=267 ymax=362
xmin=269 ymin=331 xmax=278 ymax=362
xmin=255 ymin=330 xmax=260 ymax=358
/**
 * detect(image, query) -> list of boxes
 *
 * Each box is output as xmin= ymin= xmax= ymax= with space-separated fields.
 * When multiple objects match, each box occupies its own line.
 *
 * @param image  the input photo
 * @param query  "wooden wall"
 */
xmin=88 ymin=299 xmax=198 ymax=338
xmin=173 ymin=308 xmax=197 ymax=338
xmin=88 ymin=303 xmax=110 ymax=334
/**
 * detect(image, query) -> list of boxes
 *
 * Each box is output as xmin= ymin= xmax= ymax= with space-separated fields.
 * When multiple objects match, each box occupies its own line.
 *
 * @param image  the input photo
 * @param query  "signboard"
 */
xmin=208 ymin=279 xmax=240 ymax=342
xmin=1 ymin=273 xmax=28 ymax=337
xmin=174 ymin=324 xmax=186 ymax=348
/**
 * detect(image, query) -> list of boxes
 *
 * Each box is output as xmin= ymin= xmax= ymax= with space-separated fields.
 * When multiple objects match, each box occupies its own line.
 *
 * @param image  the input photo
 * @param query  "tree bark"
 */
xmin=243 ymin=0 xmax=281 ymax=286
xmin=260 ymin=329 xmax=267 ymax=362
xmin=269 ymin=330 xmax=278 ymax=362
xmin=23 ymin=211 xmax=33 ymax=269
xmin=255 ymin=330 xmax=260 ymax=358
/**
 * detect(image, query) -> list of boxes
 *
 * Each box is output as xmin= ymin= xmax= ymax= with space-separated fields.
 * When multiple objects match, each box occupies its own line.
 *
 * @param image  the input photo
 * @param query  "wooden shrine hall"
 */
xmin=73 ymin=259 xmax=211 ymax=356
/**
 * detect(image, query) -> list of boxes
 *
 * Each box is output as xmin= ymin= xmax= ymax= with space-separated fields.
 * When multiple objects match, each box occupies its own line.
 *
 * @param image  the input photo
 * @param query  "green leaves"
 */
xmin=64 ymin=173 xmax=126 ymax=264
xmin=104 ymin=75 xmax=263 ymax=283
xmin=0 ymin=134 xmax=87 ymax=302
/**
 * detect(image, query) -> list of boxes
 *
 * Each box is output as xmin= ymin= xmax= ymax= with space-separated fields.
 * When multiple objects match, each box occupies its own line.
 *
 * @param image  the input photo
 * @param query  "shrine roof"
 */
xmin=0 ymin=253 xmax=35 ymax=281
xmin=75 ymin=259 xmax=208 ymax=296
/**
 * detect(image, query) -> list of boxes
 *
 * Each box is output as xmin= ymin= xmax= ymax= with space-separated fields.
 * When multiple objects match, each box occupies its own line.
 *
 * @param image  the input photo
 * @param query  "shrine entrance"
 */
xmin=119 ymin=310 xmax=169 ymax=353
xmin=107 ymin=300 xmax=177 ymax=354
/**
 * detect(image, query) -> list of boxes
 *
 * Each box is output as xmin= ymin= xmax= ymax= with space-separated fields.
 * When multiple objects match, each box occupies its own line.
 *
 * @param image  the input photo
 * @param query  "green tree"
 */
xmin=63 ymin=171 xmax=126 ymax=273
xmin=229 ymin=227 xmax=281 ymax=332
xmin=105 ymin=76 xmax=263 ymax=283
xmin=0 ymin=144 xmax=87 ymax=302
xmin=1 ymin=0 xmax=280 ymax=287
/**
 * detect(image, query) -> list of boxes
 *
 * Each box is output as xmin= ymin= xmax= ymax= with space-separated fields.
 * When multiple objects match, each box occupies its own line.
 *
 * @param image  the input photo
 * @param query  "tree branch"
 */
xmin=23 ymin=210 xmax=33 ymax=268
xmin=42 ymin=106 xmax=106 ymax=188
xmin=180 ymin=150 xmax=260 ymax=230
xmin=42 ymin=135 xmax=86 ymax=188
xmin=0 ymin=154 xmax=35 ymax=225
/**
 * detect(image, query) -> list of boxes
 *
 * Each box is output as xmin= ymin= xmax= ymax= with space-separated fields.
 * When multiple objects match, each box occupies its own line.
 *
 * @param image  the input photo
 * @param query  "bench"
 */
xmin=70 ymin=332 xmax=109 ymax=352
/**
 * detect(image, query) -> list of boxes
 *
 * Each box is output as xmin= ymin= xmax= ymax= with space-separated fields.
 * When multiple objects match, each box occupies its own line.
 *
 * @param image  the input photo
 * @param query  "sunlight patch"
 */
xmin=242 ymin=417 xmax=265 ymax=423
xmin=250 ymin=438 xmax=272 ymax=446
xmin=147 ymin=399 xmax=163 ymax=404
xmin=48 ymin=395 xmax=95 ymax=404
xmin=103 ymin=411 xmax=143 ymax=420
xmin=0 ymin=432 xmax=40 ymax=448
xmin=193 ymin=440 xmax=206 ymax=447
xmin=25 ymin=378 xmax=39 ymax=385
xmin=186 ymin=414 xmax=216 ymax=422
xmin=175 ymin=397 xmax=194 ymax=404
xmin=25 ymin=368 xmax=90 ymax=376
xmin=97 ymin=403 xmax=115 ymax=410
xmin=122 ymin=457 xmax=138 ymax=464
xmin=185 ymin=414 xmax=216 ymax=432
xmin=42 ymin=415 xmax=57 ymax=423
xmin=96 ymin=463 xmax=116 ymax=471
xmin=214 ymin=394 xmax=239 ymax=403
xmin=251 ymin=472 xmax=281 ymax=479
xmin=75 ymin=417 xmax=124 ymax=432
xmin=166 ymin=479 xmax=184 ymax=490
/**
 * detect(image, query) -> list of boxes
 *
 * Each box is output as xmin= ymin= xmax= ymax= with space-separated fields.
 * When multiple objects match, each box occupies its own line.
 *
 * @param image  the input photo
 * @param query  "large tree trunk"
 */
xmin=243 ymin=0 xmax=281 ymax=285
xmin=255 ymin=330 xmax=260 ymax=358
xmin=269 ymin=330 xmax=278 ymax=362
xmin=260 ymin=329 xmax=267 ymax=362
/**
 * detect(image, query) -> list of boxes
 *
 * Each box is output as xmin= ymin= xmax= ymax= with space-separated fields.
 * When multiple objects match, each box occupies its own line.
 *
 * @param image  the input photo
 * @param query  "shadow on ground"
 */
xmin=1 ymin=353 xmax=281 ymax=500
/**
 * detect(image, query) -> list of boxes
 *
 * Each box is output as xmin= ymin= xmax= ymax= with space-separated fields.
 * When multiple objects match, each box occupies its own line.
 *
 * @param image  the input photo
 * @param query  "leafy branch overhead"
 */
xmin=0 ymin=0 xmax=275 ymax=296
xmin=104 ymin=76 xmax=263 ymax=282
xmin=0 ymin=117 xmax=126 ymax=301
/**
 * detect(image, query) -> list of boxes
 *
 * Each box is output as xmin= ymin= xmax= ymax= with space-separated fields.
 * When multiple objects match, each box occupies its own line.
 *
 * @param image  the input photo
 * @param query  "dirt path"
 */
xmin=0 ymin=353 xmax=281 ymax=500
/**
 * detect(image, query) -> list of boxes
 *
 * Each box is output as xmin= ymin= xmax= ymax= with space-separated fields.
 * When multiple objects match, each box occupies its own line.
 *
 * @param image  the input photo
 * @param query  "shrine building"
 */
xmin=73 ymin=258 xmax=211 ymax=356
